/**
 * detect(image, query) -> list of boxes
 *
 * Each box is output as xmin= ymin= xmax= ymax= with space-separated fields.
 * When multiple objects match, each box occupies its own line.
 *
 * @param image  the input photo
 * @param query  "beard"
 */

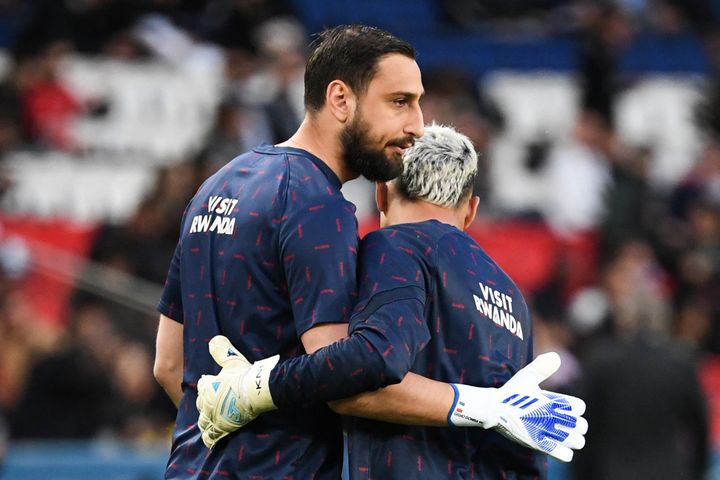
xmin=340 ymin=114 xmax=414 ymax=182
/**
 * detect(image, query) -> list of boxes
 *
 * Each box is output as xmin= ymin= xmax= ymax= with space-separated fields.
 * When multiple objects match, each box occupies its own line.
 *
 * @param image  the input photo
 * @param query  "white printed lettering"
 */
xmin=192 ymin=215 xmax=211 ymax=232
xmin=479 ymin=283 xmax=491 ymax=301
xmin=208 ymin=196 xmax=221 ymax=212
xmin=191 ymin=196 xmax=238 ymax=236
xmin=493 ymin=289 xmax=503 ymax=307
xmin=216 ymin=198 xmax=231 ymax=214
xmin=209 ymin=216 xmax=224 ymax=232
xmin=473 ymin=284 xmax=524 ymax=340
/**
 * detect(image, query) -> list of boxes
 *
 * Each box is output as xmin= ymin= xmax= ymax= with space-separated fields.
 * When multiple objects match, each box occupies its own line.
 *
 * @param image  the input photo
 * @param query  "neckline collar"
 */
xmin=254 ymin=143 xmax=342 ymax=190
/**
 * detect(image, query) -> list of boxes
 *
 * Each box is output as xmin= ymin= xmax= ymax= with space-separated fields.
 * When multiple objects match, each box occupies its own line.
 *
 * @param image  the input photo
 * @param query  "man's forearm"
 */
xmin=329 ymin=372 xmax=454 ymax=426
xmin=269 ymin=329 xmax=407 ymax=407
xmin=154 ymin=314 xmax=184 ymax=408
xmin=269 ymin=296 xmax=427 ymax=408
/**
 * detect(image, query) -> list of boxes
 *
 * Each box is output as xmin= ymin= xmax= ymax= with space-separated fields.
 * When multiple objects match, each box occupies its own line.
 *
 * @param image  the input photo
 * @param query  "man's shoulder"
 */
xmin=253 ymin=145 xmax=340 ymax=188
xmin=217 ymin=145 xmax=352 ymax=212
xmin=207 ymin=146 xmax=289 ymax=182
xmin=222 ymin=144 xmax=321 ymax=176
xmin=361 ymin=221 xmax=459 ymax=249
xmin=358 ymin=224 xmax=439 ymax=267
xmin=360 ymin=225 xmax=410 ymax=250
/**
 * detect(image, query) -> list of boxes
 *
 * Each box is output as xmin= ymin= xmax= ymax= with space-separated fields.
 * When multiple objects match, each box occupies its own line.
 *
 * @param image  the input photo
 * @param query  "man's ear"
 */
xmin=375 ymin=182 xmax=389 ymax=214
xmin=326 ymin=80 xmax=355 ymax=123
xmin=462 ymin=195 xmax=480 ymax=231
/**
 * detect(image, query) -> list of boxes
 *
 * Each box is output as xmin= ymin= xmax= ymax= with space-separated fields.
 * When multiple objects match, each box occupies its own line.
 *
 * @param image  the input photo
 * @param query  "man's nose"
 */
xmin=405 ymin=104 xmax=424 ymax=139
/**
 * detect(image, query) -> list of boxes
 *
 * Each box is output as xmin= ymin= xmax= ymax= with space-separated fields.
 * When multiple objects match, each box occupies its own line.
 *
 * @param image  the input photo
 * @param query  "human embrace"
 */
xmin=155 ymin=24 xmax=587 ymax=480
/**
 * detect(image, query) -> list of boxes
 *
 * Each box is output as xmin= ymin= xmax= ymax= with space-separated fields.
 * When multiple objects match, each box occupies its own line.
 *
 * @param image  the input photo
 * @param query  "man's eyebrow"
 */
xmin=387 ymin=91 xmax=425 ymax=99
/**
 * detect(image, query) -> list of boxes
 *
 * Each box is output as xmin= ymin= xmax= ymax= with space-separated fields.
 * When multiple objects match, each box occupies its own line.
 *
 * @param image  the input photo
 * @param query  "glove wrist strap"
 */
xmin=448 ymin=383 xmax=497 ymax=428
xmin=241 ymin=354 xmax=280 ymax=413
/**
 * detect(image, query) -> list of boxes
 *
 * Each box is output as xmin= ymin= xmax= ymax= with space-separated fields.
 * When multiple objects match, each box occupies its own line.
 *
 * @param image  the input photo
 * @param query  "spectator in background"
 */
xmin=197 ymin=0 xmax=294 ymax=52
xmin=0 ymin=230 xmax=52 ymax=421
xmin=674 ymin=295 xmax=714 ymax=351
xmin=76 ymin=162 xmax=200 ymax=343
xmin=670 ymin=140 xmax=720 ymax=226
xmin=531 ymin=287 xmax=582 ymax=394
xmin=90 ymin=162 xmax=199 ymax=287
xmin=15 ymin=41 xmax=82 ymax=151
xmin=0 ymin=55 xmax=23 ymax=157
xmin=566 ymin=239 xmax=672 ymax=349
xmin=683 ymin=73 xmax=720 ymax=354
xmin=667 ymin=198 xmax=720 ymax=353
xmin=9 ymin=299 xmax=174 ymax=440
xmin=572 ymin=242 xmax=709 ymax=480
xmin=577 ymin=3 xmax=633 ymax=127
xmin=602 ymin=241 xmax=672 ymax=336
xmin=0 ymin=282 xmax=42 ymax=415
xmin=253 ymin=17 xmax=307 ymax=143
xmin=197 ymin=16 xmax=308 ymax=167
xmin=540 ymin=110 xmax=614 ymax=238
xmin=220 ymin=16 xmax=307 ymax=145
xmin=111 ymin=340 xmax=176 ymax=442
xmin=9 ymin=300 xmax=118 ymax=439
xmin=574 ymin=329 xmax=709 ymax=480
xmin=601 ymin=145 xmax=669 ymax=258
xmin=196 ymin=95 xmax=273 ymax=176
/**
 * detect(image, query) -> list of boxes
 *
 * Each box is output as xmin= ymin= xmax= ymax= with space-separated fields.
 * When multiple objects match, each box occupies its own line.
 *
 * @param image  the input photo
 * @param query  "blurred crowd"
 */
xmin=0 ymin=0 xmax=719 ymax=478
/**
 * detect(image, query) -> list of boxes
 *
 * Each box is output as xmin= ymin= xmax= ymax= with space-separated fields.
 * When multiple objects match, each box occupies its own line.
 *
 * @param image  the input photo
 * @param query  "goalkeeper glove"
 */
xmin=196 ymin=335 xmax=279 ymax=449
xmin=448 ymin=352 xmax=588 ymax=462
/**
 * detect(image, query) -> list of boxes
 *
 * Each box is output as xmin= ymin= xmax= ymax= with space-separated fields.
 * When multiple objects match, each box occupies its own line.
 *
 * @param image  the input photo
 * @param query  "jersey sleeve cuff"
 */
xmin=157 ymin=301 xmax=183 ymax=324
xmin=448 ymin=383 xmax=460 ymax=426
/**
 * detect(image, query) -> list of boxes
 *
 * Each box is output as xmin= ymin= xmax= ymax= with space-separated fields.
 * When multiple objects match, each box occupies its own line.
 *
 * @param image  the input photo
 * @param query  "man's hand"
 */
xmin=449 ymin=352 xmax=588 ymax=462
xmin=196 ymin=336 xmax=279 ymax=449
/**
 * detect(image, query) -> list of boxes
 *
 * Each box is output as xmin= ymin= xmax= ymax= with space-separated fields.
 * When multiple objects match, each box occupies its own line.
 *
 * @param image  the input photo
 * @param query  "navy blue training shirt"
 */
xmin=267 ymin=220 xmax=545 ymax=479
xmin=158 ymin=144 xmax=359 ymax=479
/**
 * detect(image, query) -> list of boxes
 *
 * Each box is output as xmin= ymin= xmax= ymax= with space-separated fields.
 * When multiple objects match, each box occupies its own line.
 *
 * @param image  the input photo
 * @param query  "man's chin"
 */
xmin=381 ymin=148 xmax=403 ymax=168
xmin=362 ymin=162 xmax=402 ymax=182
xmin=387 ymin=151 xmax=402 ymax=163
xmin=343 ymin=149 xmax=403 ymax=182
xmin=388 ymin=156 xmax=404 ymax=175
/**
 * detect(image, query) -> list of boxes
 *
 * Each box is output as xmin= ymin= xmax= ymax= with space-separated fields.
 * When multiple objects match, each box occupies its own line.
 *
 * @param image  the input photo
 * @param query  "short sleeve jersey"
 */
xmin=346 ymin=220 xmax=545 ymax=480
xmin=158 ymin=144 xmax=358 ymax=479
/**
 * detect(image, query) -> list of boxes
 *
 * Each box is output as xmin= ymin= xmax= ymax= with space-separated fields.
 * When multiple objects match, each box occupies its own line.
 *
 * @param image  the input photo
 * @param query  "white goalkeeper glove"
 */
xmin=449 ymin=352 xmax=588 ymax=462
xmin=196 ymin=335 xmax=279 ymax=449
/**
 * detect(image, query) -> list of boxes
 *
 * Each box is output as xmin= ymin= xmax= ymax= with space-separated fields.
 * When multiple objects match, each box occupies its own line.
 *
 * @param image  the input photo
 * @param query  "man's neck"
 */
xmin=277 ymin=116 xmax=358 ymax=184
xmin=386 ymin=201 xmax=463 ymax=230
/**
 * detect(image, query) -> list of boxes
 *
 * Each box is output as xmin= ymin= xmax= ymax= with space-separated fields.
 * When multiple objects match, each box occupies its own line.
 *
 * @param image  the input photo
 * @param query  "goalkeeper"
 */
xmin=197 ymin=124 xmax=587 ymax=478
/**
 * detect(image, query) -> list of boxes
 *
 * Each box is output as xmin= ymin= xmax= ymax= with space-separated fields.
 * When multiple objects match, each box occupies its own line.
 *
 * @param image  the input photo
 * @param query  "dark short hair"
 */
xmin=304 ymin=25 xmax=416 ymax=112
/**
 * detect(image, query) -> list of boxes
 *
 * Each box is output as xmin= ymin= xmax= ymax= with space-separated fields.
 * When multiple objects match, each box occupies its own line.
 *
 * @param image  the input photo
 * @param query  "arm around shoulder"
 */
xmin=328 ymin=372 xmax=454 ymax=426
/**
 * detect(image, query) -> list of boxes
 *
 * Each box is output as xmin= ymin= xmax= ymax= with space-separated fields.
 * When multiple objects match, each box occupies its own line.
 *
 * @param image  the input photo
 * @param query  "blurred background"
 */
xmin=0 ymin=0 xmax=719 ymax=478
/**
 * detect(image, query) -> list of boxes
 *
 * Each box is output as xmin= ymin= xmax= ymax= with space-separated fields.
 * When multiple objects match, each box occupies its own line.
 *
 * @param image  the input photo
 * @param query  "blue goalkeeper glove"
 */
xmin=448 ymin=352 xmax=588 ymax=462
